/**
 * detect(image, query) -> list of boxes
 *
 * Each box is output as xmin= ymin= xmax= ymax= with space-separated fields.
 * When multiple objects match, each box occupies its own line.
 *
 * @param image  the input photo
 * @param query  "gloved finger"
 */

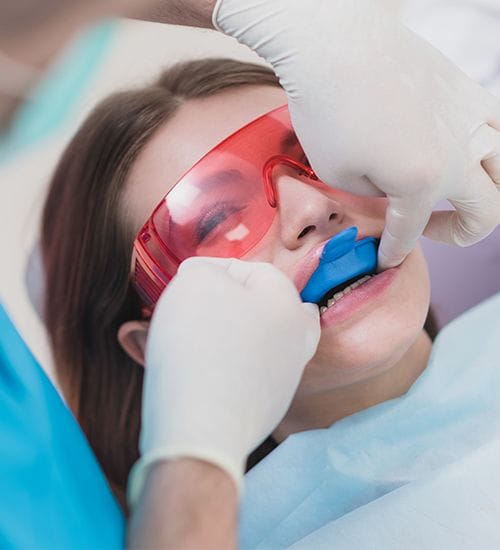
xmin=470 ymin=123 xmax=500 ymax=163
xmin=178 ymin=257 xmax=319 ymax=353
xmin=301 ymin=303 xmax=321 ymax=357
xmin=178 ymin=256 xmax=298 ymax=296
xmin=177 ymin=256 xmax=234 ymax=275
xmin=482 ymin=88 xmax=500 ymax=131
xmin=446 ymin=166 xmax=500 ymax=245
xmin=315 ymin=168 xmax=384 ymax=198
xmin=483 ymin=152 xmax=500 ymax=186
xmin=424 ymin=167 xmax=500 ymax=246
xmin=173 ymin=257 xmax=259 ymax=297
xmin=236 ymin=262 xmax=321 ymax=331
xmin=185 ymin=256 xmax=285 ymax=290
xmin=177 ymin=256 xmax=260 ymax=286
xmin=478 ymin=125 xmax=500 ymax=186
xmin=377 ymin=195 xmax=433 ymax=270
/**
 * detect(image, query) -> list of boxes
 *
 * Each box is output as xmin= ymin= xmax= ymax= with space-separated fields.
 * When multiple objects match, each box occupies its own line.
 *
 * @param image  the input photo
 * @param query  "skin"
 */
xmin=120 ymin=84 xmax=433 ymax=440
xmin=124 ymin=84 xmax=432 ymax=547
xmin=128 ymin=459 xmax=237 ymax=549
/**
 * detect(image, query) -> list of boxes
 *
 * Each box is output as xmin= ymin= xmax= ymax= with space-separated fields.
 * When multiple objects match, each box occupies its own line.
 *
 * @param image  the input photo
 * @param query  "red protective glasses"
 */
xmin=132 ymin=104 xmax=322 ymax=316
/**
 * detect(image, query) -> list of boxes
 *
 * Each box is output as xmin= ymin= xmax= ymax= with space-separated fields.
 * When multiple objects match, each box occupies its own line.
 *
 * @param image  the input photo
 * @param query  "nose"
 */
xmin=274 ymin=168 xmax=345 ymax=250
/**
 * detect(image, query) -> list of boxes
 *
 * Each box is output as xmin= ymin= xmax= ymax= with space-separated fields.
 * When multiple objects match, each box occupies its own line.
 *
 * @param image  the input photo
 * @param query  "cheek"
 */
xmin=242 ymin=218 xmax=282 ymax=263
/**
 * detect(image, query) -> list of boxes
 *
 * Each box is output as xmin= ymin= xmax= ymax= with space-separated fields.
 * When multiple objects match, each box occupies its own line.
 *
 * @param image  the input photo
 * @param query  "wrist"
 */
xmin=127 ymin=444 xmax=244 ymax=507
xmin=147 ymin=457 xmax=237 ymax=488
xmin=138 ymin=1 xmax=218 ymax=28
xmin=128 ymin=458 xmax=238 ymax=549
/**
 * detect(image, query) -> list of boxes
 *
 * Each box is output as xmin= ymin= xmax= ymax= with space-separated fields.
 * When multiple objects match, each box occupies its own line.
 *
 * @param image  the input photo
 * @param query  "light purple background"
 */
xmin=421 ymin=228 xmax=500 ymax=328
xmin=404 ymin=1 xmax=500 ymax=328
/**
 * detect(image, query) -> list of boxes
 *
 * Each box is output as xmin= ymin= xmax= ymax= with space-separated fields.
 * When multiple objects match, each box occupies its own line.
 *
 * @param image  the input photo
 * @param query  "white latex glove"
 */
xmin=128 ymin=257 xmax=320 ymax=504
xmin=213 ymin=0 xmax=500 ymax=269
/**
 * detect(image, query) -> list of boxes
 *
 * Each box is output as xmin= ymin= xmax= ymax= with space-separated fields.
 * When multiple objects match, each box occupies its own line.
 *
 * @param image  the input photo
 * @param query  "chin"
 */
xmin=335 ymin=322 xmax=423 ymax=380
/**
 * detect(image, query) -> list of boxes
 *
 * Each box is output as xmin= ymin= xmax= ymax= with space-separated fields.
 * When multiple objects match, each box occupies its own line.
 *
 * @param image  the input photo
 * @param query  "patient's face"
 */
xmin=125 ymin=84 xmax=431 ymax=390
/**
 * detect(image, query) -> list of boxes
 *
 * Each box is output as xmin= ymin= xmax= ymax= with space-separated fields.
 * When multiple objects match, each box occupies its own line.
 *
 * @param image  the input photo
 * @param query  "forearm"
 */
xmin=135 ymin=0 xmax=217 ymax=28
xmin=133 ymin=0 xmax=402 ymax=30
xmin=127 ymin=458 xmax=238 ymax=549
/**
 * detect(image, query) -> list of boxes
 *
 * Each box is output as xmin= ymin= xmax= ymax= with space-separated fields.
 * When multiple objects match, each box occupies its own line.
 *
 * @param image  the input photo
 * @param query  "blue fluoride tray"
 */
xmin=300 ymin=227 xmax=378 ymax=304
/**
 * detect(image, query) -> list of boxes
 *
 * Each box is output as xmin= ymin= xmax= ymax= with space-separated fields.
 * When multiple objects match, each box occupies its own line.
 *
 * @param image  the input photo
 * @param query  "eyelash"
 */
xmin=196 ymin=204 xmax=245 ymax=243
xmin=194 ymin=155 xmax=311 ymax=243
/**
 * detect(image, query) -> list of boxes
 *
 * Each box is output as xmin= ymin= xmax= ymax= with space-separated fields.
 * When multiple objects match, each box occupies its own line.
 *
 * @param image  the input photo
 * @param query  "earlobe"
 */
xmin=117 ymin=321 xmax=150 ymax=367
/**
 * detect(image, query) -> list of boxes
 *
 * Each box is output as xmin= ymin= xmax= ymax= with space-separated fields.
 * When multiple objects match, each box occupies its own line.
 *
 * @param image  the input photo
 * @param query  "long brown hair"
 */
xmin=41 ymin=58 xmax=280 ymax=509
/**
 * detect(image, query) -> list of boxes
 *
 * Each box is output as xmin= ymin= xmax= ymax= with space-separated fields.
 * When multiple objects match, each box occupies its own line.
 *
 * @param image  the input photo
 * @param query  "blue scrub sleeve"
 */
xmin=0 ymin=304 xmax=124 ymax=548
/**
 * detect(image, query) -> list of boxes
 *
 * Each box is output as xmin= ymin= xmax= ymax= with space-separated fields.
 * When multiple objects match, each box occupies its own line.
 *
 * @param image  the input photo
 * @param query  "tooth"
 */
xmin=333 ymin=292 xmax=343 ymax=300
xmin=320 ymin=306 xmax=328 ymax=315
xmin=327 ymin=298 xmax=335 ymax=307
xmin=344 ymin=286 xmax=352 ymax=294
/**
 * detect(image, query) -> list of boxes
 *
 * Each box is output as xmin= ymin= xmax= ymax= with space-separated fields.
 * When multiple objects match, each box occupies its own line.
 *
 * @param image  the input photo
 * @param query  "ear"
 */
xmin=117 ymin=320 xmax=150 ymax=367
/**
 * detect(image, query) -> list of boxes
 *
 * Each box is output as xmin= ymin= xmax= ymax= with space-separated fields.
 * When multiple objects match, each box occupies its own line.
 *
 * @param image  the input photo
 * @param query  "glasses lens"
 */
xmin=152 ymin=106 xmax=304 ymax=266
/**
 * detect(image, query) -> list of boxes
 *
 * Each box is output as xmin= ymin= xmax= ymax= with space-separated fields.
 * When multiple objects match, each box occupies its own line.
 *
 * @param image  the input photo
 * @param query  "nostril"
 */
xmin=298 ymin=225 xmax=315 ymax=239
xmin=329 ymin=212 xmax=337 ymax=221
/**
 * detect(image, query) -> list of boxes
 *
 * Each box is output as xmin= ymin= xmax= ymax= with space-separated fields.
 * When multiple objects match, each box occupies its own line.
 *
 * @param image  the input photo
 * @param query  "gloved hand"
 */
xmin=213 ymin=0 xmax=500 ymax=269
xmin=128 ymin=257 xmax=320 ymax=504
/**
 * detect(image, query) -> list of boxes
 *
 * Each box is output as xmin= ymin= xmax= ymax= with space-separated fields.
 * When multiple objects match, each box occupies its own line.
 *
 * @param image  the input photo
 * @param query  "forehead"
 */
xmin=124 ymin=84 xmax=287 ymax=233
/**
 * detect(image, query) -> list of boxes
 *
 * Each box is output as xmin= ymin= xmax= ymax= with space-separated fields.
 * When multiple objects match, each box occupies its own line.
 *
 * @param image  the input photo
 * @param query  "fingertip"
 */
xmin=377 ymin=241 xmax=405 ymax=271
xmin=380 ymin=203 xmax=426 ymax=265
xmin=302 ymin=302 xmax=320 ymax=320
xmin=304 ymin=313 xmax=321 ymax=357
xmin=178 ymin=256 xmax=233 ymax=274
xmin=177 ymin=256 xmax=203 ymax=274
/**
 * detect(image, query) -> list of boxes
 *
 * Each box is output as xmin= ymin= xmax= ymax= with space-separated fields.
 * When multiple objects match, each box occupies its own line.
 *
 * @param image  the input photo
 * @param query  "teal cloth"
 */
xmin=240 ymin=292 xmax=500 ymax=549
xmin=0 ymin=21 xmax=115 ymax=164
xmin=0 ymin=304 xmax=124 ymax=547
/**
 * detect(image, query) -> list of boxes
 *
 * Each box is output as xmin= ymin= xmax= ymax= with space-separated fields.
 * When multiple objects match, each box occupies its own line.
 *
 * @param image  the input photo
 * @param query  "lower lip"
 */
xmin=319 ymin=267 xmax=399 ymax=328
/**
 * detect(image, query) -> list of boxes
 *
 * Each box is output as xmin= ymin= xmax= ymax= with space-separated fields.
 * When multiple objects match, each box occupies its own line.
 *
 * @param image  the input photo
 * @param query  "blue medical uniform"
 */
xmin=0 ymin=304 xmax=124 ymax=547
xmin=240 ymin=292 xmax=500 ymax=549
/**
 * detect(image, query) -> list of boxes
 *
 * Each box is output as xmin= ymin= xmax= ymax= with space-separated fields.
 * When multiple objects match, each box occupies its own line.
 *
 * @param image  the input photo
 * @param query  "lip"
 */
xmin=319 ymin=266 xmax=399 ymax=328
xmin=293 ymin=229 xmax=378 ymax=294
xmin=293 ymin=239 xmax=330 ymax=293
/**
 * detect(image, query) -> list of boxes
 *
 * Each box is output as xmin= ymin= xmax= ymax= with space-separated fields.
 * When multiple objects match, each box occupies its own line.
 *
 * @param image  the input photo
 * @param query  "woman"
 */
xmin=41 ymin=58 xmax=438 ymax=510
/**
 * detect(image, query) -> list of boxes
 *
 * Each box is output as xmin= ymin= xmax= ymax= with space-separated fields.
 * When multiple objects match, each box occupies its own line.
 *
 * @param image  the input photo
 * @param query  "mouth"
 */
xmin=300 ymin=227 xmax=379 ymax=310
xmin=316 ymin=273 xmax=374 ymax=315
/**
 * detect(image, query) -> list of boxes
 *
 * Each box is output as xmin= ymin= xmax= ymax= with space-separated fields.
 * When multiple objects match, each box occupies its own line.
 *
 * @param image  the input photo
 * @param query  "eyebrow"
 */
xmin=280 ymin=130 xmax=300 ymax=152
xmin=191 ymin=129 xmax=301 ymax=194
xmin=191 ymin=131 xmax=300 ymax=200
xmin=195 ymin=131 xmax=299 ymax=189
xmin=198 ymin=168 xmax=246 ymax=190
